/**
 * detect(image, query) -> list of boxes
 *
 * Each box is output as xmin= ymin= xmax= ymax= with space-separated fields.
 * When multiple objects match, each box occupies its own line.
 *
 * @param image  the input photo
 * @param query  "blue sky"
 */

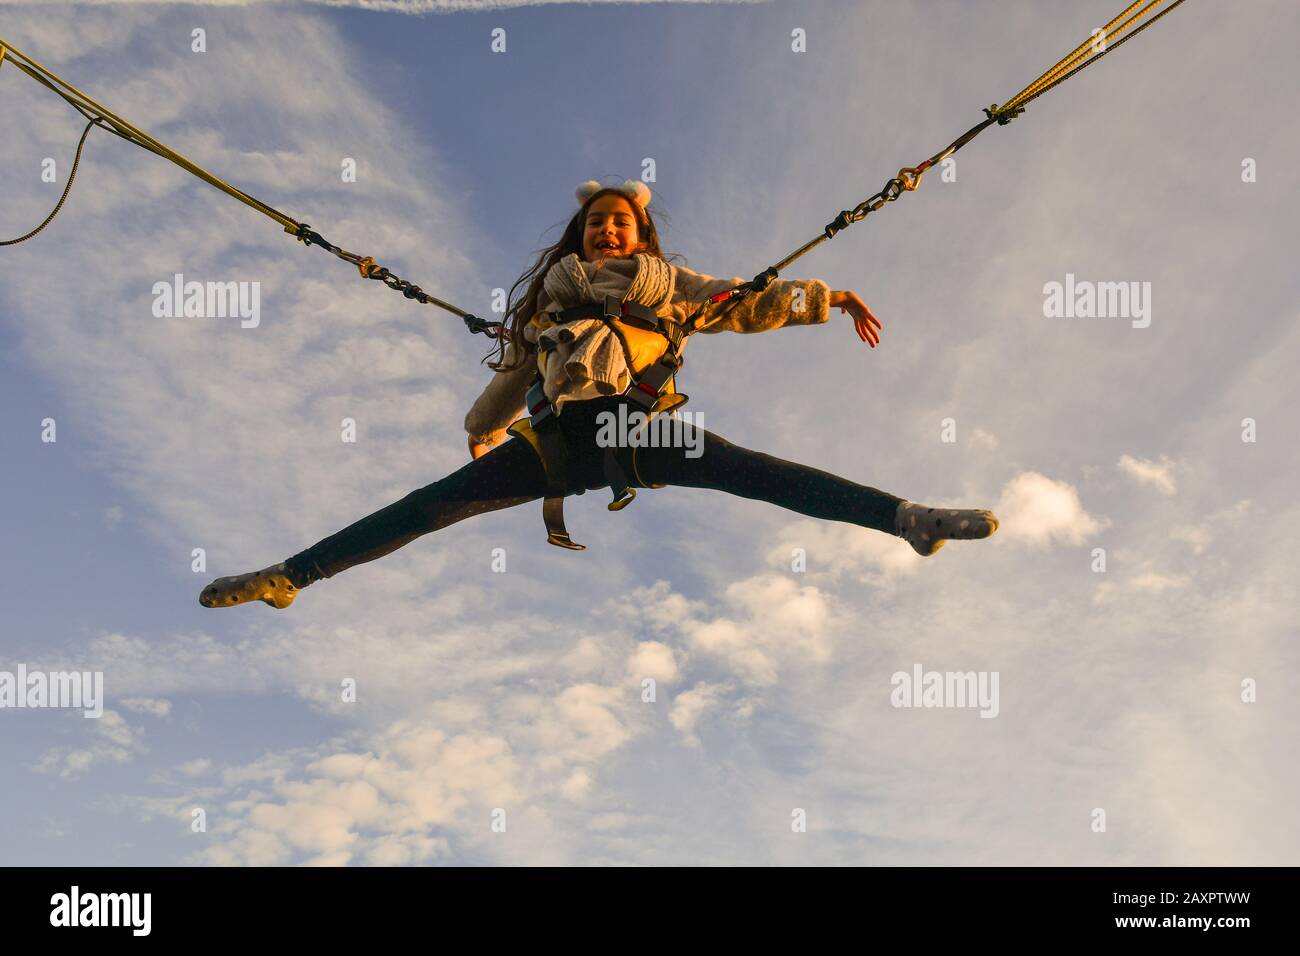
xmin=1 ymin=0 xmax=1297 ymax=865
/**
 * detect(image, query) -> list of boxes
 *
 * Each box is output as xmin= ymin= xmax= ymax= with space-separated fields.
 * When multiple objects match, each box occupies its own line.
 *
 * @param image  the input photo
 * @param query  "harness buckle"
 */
xmin=623 ymin=360 xmax=677 ymax=411
xmin=602 ymin=293 xmax=623 ymax=322
xmin=525 ymin=377 xmax=555 ymax=427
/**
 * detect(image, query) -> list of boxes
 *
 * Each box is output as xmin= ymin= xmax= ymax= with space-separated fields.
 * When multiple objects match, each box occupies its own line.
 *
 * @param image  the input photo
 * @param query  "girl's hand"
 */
xmin=469 ymin=429 xmax=507 ymax=460
xmin=829 ymin=290 xmax=882 ymax=348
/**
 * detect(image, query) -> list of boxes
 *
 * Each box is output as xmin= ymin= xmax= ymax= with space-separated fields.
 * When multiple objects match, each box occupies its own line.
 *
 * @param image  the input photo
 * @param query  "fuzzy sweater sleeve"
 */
xmin=463 ymin=332 xmax=537 ymax=442
xmin=671 ymin=264 xmax=831 ymax=334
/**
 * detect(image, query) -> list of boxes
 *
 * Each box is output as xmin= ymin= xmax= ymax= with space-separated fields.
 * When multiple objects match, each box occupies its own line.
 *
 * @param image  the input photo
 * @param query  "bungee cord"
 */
xmin=1 ymin=0 xmax=1189 ymax=343
xmin=0 ymin=39 xmax=504 ymax=338
xmin=685 ymin=0 xmax=1191 ymax=336
xmin=0 ymin=116 xmax=103 ymax=247
xmin=1001 ymin=0 xmax=1189 ymax=115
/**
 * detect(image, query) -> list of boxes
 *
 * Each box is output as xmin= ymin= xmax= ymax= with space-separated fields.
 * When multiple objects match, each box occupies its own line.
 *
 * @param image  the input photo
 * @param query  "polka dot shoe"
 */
xmin=895 ymin=501 xmax=999 ymax=557
xmin=199 ymin=562 xmax=301 ymax=609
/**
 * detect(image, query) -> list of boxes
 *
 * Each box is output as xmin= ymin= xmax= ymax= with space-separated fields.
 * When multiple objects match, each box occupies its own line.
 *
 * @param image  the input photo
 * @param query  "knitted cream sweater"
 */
xmin=464 ymin=253 xmax=830 ymax=442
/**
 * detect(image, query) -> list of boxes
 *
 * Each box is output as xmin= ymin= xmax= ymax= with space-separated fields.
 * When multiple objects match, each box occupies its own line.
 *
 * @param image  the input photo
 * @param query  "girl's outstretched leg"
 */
xmin=199 ymin=435 xmax=547 ymax=609
xmin=631 ymin=421 xmax=997 ymax=554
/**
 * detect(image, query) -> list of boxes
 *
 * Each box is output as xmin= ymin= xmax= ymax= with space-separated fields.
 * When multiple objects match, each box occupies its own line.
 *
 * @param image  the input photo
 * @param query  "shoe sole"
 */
xmin=199 ymin=574 xmax=297 ymax=609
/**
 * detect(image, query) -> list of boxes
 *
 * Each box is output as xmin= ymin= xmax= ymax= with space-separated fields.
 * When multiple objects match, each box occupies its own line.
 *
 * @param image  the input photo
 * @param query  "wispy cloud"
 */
xmin=1118 ymin=454 xmax=1178 ymax=496
xmin=994 ymin=471 xmax=1105 ymax=548
xmin=33 ymin=710 xmax=147 ymax=780
xmin=669 ymin=680 xmax=730 ymax=747
xmin=121 ymin=696 xmax=173 ymax=717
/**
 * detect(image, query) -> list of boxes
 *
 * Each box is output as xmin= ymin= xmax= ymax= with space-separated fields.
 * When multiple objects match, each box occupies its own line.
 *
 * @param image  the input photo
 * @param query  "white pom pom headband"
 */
xmin=575 ymin=178 xmax=652 ymax=210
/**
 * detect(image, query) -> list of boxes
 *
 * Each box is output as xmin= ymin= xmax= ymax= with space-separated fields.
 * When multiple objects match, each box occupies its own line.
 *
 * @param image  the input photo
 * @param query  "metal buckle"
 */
xmin=622 ymin=360 xmax=676 ymax=410
xmin=526 ymin=378 xmax=554 ymax=426
xmin=603 ymin=293 xmax=623 ymax=321
xmin=600 ymin=293 xmax=663 ymax=333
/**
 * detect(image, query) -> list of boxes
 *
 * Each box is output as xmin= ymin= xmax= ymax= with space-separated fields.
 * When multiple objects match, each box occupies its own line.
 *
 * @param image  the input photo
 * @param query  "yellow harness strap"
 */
xmin=506 ymin=417 xmax=547 ymax=473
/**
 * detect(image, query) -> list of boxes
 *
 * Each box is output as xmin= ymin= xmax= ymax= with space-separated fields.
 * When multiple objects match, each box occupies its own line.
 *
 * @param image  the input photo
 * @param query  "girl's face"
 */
xmin=581 ymin=194 xmax=646 ymax=262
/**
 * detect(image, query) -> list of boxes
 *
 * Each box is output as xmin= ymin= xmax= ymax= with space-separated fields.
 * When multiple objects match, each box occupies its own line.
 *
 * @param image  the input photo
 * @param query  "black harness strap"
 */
xmin=524 ymin=377 xmax=586 ymax=550
xmin=603 ymin=443 xmax=638 ymax=510
xmin=538 ymin=427 xmax=584 ymax=550
xmin=524 ymin=295 xmax=693 ymax=549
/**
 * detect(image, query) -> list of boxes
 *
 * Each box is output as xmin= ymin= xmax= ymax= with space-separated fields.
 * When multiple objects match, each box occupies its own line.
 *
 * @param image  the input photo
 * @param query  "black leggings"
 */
xmin=283 ymin=396 xmax=903 ymax=586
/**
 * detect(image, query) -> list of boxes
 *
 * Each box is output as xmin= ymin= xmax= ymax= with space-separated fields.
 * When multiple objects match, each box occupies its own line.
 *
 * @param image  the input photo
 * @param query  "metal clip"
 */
xmin=603 ymin=293 xmax=624 ymax=320
xmin=897 ymin=166 xmax=924 ymax=191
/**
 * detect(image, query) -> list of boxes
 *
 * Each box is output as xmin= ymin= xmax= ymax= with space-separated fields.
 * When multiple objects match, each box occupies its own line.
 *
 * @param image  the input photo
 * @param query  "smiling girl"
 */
xmin=200 ymin=179 xmax=997 ymax=609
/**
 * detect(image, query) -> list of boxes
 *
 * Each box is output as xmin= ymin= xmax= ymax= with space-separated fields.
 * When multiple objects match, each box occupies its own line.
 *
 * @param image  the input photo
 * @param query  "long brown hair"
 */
xmin=485 ymin=187 xmax=678 ymax=371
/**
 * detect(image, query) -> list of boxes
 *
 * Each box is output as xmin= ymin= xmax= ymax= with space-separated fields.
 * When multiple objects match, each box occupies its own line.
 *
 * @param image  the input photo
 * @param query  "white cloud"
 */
xmin=1131 ymin=570 xmax=1191 ymax=592
xmin=533 ymin=684 xmax=631 ymax=763
xmin=681 ymin=574 xmax=834 ymax=687
xmin=196 ymin=722 xmax=519 ymax=865
xmin=121 ymin=697 xmax=172 ymax=717
xmin=190 ymin=720 xmax=563 ymax=865
xmin=33 ymin=709 xmax=147 ymax=779
xmin=769 ymin=520 xmax=923 ymax=588
xmin=1171 ymin=499 xmax=1251 ymax=556
xmin=994 ymin=471 xmax=1105 ymax=548
xmin=669 ymin=681 xmax=729 ymax=747
xmin=560 ymin=637 xmax=603 ymax=676
xmin=1171 ymin=525 xmax=1212 ymax=555
xmin=1118 ymin=454 xmax=1178 ymax=496
xmin=559 ymin=768 xmax=592 ymax=801
xmin=365 ymin=834 xmax=449 ymax=866
xmin=625 ymin=640 xmax=679 ymax=685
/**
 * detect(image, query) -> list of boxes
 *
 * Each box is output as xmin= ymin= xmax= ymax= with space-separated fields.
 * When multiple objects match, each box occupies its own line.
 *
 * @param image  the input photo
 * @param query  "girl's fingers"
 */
xmin=856 ymin=299 xmax=882 ymax=330
xmin=855 ymin=318 xmax=877 ymax=348
xmin=847 ymin=295 xmax=882 ymax=329
xmin=836 ymin=296 xmax=882 ymax=347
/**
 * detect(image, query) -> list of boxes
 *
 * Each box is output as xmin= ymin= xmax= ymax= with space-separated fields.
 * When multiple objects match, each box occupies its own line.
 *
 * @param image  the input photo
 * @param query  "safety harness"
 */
xmin=511 ymin=292 xmax=692 ymax=550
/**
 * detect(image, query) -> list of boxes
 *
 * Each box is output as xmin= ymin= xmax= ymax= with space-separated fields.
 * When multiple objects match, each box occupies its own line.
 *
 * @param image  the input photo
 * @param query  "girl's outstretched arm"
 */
xmin=672 ymin=265 xmax=831 ymax=334
xmin=672 ymin=265 xmax=881 ymax=346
